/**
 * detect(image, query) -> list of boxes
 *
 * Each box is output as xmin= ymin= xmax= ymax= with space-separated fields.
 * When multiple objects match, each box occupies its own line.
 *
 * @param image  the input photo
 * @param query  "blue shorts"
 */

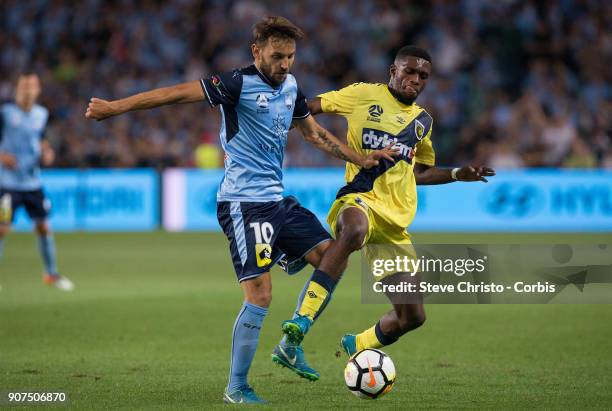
xmin=0 ymin=188 xmax=50 ymax=223
xmin=217 ymin=196 xmax=331 ymax=282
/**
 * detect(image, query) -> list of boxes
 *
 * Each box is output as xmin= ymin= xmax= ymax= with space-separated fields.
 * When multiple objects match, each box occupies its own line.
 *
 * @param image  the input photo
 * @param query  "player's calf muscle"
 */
xmin=318 ymin=247 xmax=349 ymax=278
xmin=304 ymin=240 xmax=331 ymax=267
xmin=395 ymin=306 xmax=426 ymax=332
xmin=380 ymin=306 xmax=426 ymax=338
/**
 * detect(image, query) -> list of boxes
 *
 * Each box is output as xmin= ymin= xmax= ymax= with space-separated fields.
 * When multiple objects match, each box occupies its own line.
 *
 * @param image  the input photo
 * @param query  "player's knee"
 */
xmin=336 ymin=223 xmax=367 ymax=251
xmin=0 ymin=224 xmax=10 ymax=237
xmin=244 ymin=284 xmax=272 ymax=307
xmin=250 ymin=290 xmax=272 ymax=307
xmin=35 ymin=224 xmax=50 ymax=236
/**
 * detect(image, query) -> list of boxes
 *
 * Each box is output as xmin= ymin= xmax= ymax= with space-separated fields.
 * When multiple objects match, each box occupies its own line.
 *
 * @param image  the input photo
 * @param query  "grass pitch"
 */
xmin=1 ymin=232 xmax=612 ymax=410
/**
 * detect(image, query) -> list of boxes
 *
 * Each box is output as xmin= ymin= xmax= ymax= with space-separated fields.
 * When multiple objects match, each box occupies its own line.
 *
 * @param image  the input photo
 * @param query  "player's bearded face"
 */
xmin=389 ymin=56 xmax=431 ymax=104
xmin=252 ymin=37 xmax=296 ymax=86
xmin=15 ymin=75 xmax=41 ymax=106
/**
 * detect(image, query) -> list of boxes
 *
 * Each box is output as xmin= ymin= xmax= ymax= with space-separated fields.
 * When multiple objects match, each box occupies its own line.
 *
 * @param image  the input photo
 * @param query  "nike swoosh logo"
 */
xmin=366 ymin=358 xmax=377 ymax=388
xmin=279 ymin=346 xmax=297 ymax=366
xmin=224 ymin=394 xmax=243 ymax=404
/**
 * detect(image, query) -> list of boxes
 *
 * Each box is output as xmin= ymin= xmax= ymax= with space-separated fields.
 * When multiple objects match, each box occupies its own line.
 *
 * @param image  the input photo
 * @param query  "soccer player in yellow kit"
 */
xmin=272 ymin=46 xmax=495 ymax=377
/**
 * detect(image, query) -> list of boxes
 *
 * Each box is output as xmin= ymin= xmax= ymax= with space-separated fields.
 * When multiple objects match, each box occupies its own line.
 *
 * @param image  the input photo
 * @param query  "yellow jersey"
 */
xmin=319 ymin=82 xmax=435 ymax=229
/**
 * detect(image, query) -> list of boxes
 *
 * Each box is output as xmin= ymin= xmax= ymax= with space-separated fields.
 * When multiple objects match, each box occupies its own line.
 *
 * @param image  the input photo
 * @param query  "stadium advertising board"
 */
xmin=163 ymin=168 xmax=612 ymax=232
xmin=12 ymin=169 xmax=159 ymax=231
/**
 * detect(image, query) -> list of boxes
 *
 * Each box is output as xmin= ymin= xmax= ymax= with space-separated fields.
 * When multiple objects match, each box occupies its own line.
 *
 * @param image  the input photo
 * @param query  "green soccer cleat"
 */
xmin=281 ymin=315 xmax=312 ymax=345
xmin=341 ymin=334 xmax=358 ymax=357
xmin=223 ymin=386 xmax=267 ymax=404
xmin=271 ymin=343 xmax=320 ymax=381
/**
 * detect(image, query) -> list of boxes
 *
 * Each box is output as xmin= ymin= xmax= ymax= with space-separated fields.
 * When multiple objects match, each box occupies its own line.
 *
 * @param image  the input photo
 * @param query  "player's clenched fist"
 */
xmin=85 ymin=98 xmax=116 ymax=121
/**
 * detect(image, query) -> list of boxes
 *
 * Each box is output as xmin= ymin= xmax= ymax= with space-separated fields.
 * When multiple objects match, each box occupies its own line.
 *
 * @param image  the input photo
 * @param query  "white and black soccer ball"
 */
xmin=344 ymin=349 xmax=396 ymax=399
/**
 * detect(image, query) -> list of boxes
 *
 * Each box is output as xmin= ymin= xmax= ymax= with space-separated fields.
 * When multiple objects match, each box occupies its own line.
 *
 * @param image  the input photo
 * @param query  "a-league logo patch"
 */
xmin=256 ymin=243 xmax=272 ymax=267
xmin=256 ymin=93 xmax=269 ymax=109
xmin=368 ymin=105 xmax=383 ymax=117
xmin=415 ymin=119 xmax=425 ymax=140
xmin=367 ymin=105 xmax=384 ymax=123
xmin=211 ymin=75 xmax=221 ymax=87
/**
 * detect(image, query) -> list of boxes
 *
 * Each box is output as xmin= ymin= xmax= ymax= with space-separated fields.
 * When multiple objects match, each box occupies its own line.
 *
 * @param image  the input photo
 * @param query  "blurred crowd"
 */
xmin=0 ymin=0 xmax=610 ymax=169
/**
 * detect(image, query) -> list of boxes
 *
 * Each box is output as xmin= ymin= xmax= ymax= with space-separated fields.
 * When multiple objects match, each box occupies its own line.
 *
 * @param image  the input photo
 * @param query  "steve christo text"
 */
xmin=373 ymin=281 xmax=557 ymax=294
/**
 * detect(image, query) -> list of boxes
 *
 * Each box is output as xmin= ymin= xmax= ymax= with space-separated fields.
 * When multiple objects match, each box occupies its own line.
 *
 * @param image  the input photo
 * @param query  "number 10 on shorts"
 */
xmin=250 ymin=222 xmax=274 ymax=268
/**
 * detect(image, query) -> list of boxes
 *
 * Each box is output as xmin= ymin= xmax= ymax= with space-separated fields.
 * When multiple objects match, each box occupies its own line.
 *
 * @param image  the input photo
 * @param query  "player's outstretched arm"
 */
xmin=293 ymin=115 xmax=398 ymax=169
xmin=414 ymin=163 xmax=496 ymax=185
xmin=85 ymin=81 xmax=204 ymax=121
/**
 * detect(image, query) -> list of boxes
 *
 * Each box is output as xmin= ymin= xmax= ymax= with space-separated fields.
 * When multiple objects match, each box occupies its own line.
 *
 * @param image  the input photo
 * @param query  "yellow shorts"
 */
xmin=327 ymin=193 xmax=416 ymax=279
xmin=326 ymin=193 xmax=412 ymax=245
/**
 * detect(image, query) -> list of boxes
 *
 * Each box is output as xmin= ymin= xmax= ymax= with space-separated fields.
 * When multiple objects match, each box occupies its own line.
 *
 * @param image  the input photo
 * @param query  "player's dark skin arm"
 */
xmin=307 ymin=98 xmax=323 ymax=115
xmin=308 ymin=98 xmax=496 ymax=184
xmin=414 ymin=163 xmax=496 ymax=184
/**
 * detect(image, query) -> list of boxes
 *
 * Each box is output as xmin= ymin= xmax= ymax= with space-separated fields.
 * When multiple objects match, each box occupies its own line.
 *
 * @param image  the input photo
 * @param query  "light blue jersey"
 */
xmin=201 ymin=65 xmax=310 ymax=202
xmin=0 ymin=103 xmax=49 ymax=191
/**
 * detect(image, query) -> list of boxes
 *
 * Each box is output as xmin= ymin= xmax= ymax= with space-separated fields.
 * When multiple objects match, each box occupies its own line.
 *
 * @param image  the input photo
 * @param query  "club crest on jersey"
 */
xmin=415 ymin=119 xmax=425 ymax=140
xmin=271 ymin=114 xmax=287 ymax=138
xmin=367 ymin=105 xmax=383 ymax=122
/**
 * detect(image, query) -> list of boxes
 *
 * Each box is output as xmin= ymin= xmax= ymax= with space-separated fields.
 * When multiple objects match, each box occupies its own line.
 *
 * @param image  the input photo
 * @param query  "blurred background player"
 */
xmin=0 ymin=73 xmax=74 ymax=291
xmin=275 ymin=46 xmax=495 ymax=372
xmin=85 ymin=16 xmax=394 ymax=404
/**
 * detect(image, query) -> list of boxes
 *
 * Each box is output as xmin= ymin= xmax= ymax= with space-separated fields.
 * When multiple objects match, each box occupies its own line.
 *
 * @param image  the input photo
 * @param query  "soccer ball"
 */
xmin=344 ymin=349 xmax=396 ymax=399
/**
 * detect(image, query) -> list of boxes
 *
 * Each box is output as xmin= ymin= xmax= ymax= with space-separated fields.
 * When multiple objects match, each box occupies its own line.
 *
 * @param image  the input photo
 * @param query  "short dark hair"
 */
xmin=252 ymin=16 xmax=304 ymax=46
xmin=395 ymin=45 xmax=432 ymax=63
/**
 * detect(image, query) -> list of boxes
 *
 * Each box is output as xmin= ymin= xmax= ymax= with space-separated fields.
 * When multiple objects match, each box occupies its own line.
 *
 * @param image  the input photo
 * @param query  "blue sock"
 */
xmin=227 ymin=301 xmax=268 ymax=392
xmin=0 ymin=237 xmax=4 ymax=259
xmin=37 ymin=234 xmax=58 ymax=276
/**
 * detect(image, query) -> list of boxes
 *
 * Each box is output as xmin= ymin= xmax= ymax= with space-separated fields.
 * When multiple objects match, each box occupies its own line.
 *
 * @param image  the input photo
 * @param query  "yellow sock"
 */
xmin=297 ymin=281 xmax=329 ymax=321
xmin=356 ymin=325 xmax=384 ymax=351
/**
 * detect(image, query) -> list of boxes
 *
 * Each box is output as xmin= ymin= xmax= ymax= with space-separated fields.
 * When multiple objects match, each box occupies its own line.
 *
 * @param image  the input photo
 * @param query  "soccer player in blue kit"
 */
xmin=86 ymin=16 xmax=396 ymax=404
xmin=0 ymin=73 xmax=74 ymax=291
